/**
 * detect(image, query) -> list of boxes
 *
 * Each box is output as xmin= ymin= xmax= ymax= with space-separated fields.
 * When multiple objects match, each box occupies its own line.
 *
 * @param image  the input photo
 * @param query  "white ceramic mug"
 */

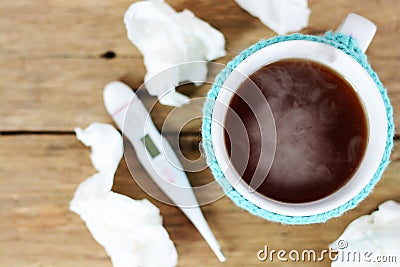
xmin=211 ymin=14 xmax=388 ymax=216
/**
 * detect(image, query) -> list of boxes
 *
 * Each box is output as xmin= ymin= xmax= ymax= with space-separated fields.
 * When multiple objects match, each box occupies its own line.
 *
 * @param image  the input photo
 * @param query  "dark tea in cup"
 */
xmin=224 ymin=59 xmax=368 ymax=203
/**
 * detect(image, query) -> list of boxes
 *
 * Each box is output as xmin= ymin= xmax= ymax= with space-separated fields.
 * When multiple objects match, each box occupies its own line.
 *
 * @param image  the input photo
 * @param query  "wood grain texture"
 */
xmin=1 ymin=0 xmax=399 ymax=266
xmin=0 ymin=0 xmax=399 ymax=132
xmin=0 ymin=135 xmax=399 ymax=267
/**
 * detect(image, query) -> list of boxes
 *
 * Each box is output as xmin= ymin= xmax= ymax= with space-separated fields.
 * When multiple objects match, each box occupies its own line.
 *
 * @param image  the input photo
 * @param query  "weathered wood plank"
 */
xmin=0 ymin=56 xmax=399 ymax=133
xmin=0 ymin=135 xmax=399 ymax=266
xmin=1 ymin=0 xmax=398 ymax=58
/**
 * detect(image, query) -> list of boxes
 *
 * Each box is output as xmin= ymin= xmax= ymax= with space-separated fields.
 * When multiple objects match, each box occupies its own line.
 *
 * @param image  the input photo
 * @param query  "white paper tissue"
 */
xmin=124 ymin=0 xmax=226 ymax=106
xmin=70 ymin=122 xmax=177 ymax=267
xmin=330 ymin=200 xmax=400 ymax=267
xmin=235 ymin=0 xmax=310 ymax=35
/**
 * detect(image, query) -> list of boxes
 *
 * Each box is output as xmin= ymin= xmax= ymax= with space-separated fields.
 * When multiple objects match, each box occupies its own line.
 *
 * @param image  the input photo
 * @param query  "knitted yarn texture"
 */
xmin=201 ymin=32 xmax=394 ymax=224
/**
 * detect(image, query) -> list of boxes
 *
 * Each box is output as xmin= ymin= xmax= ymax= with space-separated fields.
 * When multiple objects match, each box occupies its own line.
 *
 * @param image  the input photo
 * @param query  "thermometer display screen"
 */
xmin=141 ymin=134 xmax=160 ymax=158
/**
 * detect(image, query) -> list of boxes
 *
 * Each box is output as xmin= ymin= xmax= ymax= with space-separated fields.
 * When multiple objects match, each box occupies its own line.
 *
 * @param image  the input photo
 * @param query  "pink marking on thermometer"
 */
xmin=161 ymin=166 xmax=176 ymax=183
xmin=111 ymin=102 xmax=130 ymax=117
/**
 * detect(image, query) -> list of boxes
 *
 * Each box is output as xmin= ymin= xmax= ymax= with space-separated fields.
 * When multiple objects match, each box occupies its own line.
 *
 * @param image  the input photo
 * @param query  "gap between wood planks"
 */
xmin=1 ymin=130 xmax=399 ymax=141
xmin=0 ymin=130 xmax=202 ymax=137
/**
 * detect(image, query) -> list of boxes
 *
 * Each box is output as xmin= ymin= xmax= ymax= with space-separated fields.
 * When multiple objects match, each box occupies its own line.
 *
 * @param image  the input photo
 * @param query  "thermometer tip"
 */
xmin=215 ymin=248 xmax=226 ymax=262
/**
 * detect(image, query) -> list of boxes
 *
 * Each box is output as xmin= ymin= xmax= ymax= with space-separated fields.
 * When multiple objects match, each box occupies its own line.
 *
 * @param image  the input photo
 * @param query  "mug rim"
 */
xmin=210 ymin=40 xmax=388 ymax=216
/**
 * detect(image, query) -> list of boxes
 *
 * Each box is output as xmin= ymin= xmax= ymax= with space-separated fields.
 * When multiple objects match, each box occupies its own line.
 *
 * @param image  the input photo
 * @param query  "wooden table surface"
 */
xmin=1 ymin=0 xmax=399 ymax=266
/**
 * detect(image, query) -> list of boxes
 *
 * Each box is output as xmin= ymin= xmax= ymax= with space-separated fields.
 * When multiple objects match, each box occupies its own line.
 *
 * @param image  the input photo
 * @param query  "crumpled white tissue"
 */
xmin=124 ymin=0 xmax=226 ymax=106
xmin=70 ymin=122 xmax=177 ymax=267
xmin=235 ymin=0 xmax=310 ymax=35
xmin=330 ymin=200 xmax=400 ymax=267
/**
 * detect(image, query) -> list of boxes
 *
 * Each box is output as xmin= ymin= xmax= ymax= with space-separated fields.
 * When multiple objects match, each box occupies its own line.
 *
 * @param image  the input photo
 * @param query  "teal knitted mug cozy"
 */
xmin=201 ymin=32 xmax=394 ymax=225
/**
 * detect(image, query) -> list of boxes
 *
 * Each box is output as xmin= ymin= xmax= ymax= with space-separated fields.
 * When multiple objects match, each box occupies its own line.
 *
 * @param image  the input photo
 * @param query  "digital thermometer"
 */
xmin=103 ymin=81 xmax=226 ymax=262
